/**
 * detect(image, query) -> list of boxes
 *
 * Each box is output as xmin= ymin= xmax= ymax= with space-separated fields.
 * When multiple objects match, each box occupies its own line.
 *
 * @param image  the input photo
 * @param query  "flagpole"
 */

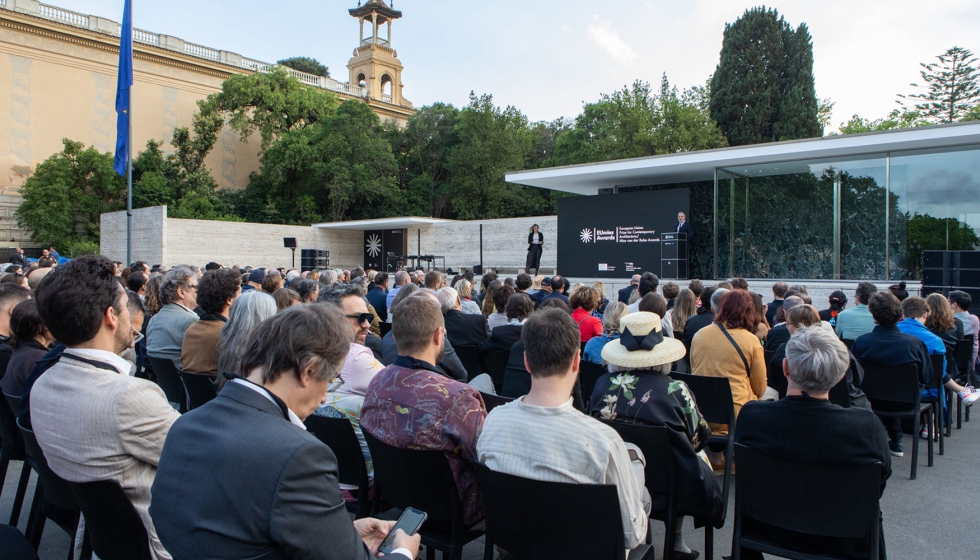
xmin=125 ymin=0 xmax=133 ymax=266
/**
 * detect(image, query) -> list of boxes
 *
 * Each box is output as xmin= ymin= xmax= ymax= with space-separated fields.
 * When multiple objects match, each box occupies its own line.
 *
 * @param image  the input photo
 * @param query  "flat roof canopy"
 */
xmin=505 ymin=121 xmax=980 ymax=195
xmin=313 ymin=216 xmax=453 ymax=230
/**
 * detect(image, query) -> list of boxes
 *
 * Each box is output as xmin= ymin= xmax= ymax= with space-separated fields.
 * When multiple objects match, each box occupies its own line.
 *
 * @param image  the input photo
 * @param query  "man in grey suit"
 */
xmin=150 ymin=304 xmax=420 ymax=560
xmin=146 ymin=267 xmax=199 ymax=369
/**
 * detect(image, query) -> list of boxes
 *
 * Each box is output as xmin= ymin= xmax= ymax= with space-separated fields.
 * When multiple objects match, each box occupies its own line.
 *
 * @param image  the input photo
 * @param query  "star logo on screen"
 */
xmin=580 ymin=228 xmax=593 ymax=243
xmin=365 ymin=234 xmax=382 ymax=257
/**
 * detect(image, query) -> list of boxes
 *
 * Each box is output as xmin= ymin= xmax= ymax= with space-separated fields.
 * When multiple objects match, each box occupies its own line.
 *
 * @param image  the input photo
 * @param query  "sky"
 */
xmin=64 ymin=0 xmax=980 ymax=130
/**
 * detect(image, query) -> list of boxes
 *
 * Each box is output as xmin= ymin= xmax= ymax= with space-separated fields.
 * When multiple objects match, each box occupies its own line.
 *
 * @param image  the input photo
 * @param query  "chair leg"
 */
xmin=957 ymin=394 xmax=963 ymax=429
xmin=425 ymin=544 xmax=435 ymax=560
xmin=663 ymin=516 xmax=677 ymax=560
xmin=26 ymin=484 xmax=45 ymax=549
xmin=8 ymin=462 xmax=30 ymax=525
xmin=910 ymin=414 xmax=920 ymax=480
xmin=938 ymin=402 xmax=945 ymax=456
xmin=926 ymin=409 xmax=934 ymax=467
xmin=0 ymin=456 xmax=8 ymax=503
xmin=705 ymin=525 xmax=714 ymax=560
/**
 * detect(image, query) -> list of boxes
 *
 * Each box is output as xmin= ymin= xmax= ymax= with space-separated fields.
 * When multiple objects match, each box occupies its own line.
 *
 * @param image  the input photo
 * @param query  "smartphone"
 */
xmin=378 ymin=507 xmax=427 ymax=556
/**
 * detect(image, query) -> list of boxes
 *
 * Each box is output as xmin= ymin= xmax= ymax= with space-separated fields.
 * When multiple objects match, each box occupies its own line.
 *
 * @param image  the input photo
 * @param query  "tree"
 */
xmin=16 ymin=139 xmax=125 ymax=252
xmin=834 ymin=109 xmax=930 ymax=135
xmin=709 ymin=7 xmax=821 ymax=145
xmin=905 ymin=213 xmax=980 ymax=278
xmin=277 ymin=56 xmax=330 ymax=78
xmin=899 ymin=47 xmax=980 ymax=124
xmin=392 ymin=103 xmax=461 ymax=217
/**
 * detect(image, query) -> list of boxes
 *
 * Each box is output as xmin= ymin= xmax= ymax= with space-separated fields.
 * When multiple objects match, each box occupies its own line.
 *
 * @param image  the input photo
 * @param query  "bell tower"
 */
xmin=347 ymin=0 xmax=409 ymax=106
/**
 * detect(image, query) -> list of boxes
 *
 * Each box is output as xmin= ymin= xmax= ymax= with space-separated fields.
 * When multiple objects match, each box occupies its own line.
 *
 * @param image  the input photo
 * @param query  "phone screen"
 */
xmin=378 ymin=507 xmax=427 ymax=555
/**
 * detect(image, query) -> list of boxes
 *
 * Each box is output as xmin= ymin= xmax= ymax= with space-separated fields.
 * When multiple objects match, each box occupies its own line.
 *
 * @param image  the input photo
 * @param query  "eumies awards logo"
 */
xmin=580 ymin=228 xmax=593 ymax=243
xmin=366 ymin=234 xmax=382 ymax=257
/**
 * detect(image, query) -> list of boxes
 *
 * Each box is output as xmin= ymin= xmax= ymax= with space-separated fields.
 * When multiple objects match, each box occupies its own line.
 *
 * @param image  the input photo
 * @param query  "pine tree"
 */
xmin=709 ymin=7 xmax=821 ymax=146
xmin=898 ymin=47 xmax=980 ymax=124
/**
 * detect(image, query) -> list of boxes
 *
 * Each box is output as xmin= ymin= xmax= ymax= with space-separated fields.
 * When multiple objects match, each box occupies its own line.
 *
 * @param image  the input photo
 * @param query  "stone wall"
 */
xmin=408 ymin=216 xmax=558 ymax=274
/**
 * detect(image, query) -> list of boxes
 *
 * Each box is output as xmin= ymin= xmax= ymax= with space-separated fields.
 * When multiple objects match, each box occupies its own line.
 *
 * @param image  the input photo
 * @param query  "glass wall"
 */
xmin=711 ymin=144 xmax=980 ymax=280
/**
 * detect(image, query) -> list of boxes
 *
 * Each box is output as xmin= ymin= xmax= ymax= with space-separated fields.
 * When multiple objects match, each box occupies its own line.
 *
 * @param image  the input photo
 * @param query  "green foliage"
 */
xmin=277 ymin=56 xmax=330 ymax=78
xmin=834 ymin=109 xmax=931 ymax=135
xmin=709 ymin=7 xmax=821 ymax=145
xmin=899 ymin=47 xmax=980 ymax=124
xmin=16 ymin=139 xmax=125 ymax=249
xmin=65 ymin=239 xmax=101 ymax=257
xmin=905 ymin=213 xmax=980 ymax=278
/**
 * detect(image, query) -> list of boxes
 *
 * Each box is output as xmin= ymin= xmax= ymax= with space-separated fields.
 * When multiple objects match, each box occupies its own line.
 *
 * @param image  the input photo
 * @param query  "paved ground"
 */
xmin=3 ymin=412 xmax=976 ymax=560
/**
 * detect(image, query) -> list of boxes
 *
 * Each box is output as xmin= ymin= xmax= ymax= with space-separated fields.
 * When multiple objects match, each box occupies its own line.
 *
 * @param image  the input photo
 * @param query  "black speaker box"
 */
xmin=921 ymin=250 xmax=949 ymax=269
xmin=920 ymin=285 xmax=948 ymax=298
xmin=473 ymin=264 xmax=484 ymax=275
xmin=283 ymin=237 xmax=297 ymax=248
xmin=955 ymin=251 xmax=980 ymax=270
xmin=956 ymin=269 xmax=980 ymax=288
xmin=921 ymin=269 xmax=950 ymax=286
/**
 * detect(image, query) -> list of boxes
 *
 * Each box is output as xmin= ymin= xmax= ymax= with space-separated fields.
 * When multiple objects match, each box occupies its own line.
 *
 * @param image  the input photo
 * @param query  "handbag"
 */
xmin=717 ymin=322 xmax=751 ymax=378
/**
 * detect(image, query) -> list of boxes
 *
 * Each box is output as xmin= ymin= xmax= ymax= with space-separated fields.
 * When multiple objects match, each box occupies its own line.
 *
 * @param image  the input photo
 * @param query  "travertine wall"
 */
xmin=408 ymin=216 xmax=558 ymax=273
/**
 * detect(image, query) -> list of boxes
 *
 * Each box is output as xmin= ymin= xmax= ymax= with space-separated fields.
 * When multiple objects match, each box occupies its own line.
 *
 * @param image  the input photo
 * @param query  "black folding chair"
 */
xmin=765 ymin=350 xmax=787 ymax=399
xmin=16 ymin=420 xmax=83 ymax=560
xmin=859 ymin=362 xmax=932 ymax=479
xmin=601 ymin=423 xmax=679 ymax=560
xmin=479 ymin=391 xmax=514 ymax=413
xmin=841 ymin=339 xmax=855 ymax=350
xmin=485 ymin=350 xmax=510 ymax=394
xmin=670 ymin=372 xmax=735 ymax=534
xmin=474 ymin=462 xmax=653 ymax=560
xmin=178 ymin=370 xmax=217 ymax=410
xmin=828 ymin=377 xmax=851 ymax=408
xmin=69 ymin=480 xmax=152 ymax=560
xmin=0 ymin=524 xmax=37 ymax=560
xmin=379 ymin=321 xmax=392 ymax=338
xmin=453 ymin=344 xmax=484 ymax=382
xmin=579 ymin=360 xmax=607 ymax=406
xmin=923 ymin=354 xmax=946 ymax=456
xmin=147 ymin=356 xmax=187 ymax=412
xmin=363 ymin=431 xmax=484 ymax=560
xmin=304 ymin=415 xmax=371 ymax=518
xmin=0 ymin=394 xmax=31 ymax=526
xmin=732 ymin=444 xmax=881 ymax=560
xmin=952 ymin=338 xmax=974 ymax=426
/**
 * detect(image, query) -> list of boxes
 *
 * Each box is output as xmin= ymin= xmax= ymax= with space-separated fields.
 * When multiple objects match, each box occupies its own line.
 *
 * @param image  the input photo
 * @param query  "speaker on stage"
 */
xmin=473 ymin=264 xmax=483 ymax=275
xmin=283 ymin=237 xmax=297 ymax=248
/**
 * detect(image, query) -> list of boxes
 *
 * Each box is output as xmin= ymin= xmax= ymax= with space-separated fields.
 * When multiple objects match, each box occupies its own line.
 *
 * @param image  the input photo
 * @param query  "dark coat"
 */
xmin=675 ymin=221 xmax=694 ymax=240
xmin=527 ymin=230 xmax=544 ymax=251
xmin=444 ymin=309 xmax=490 ymax=348
xmin=365 ymin=287 xmax=388 ymax=322
xmin=479 ymin=324 xmax=522 ymax=355
xmin=618 ymin=285 xmax=637 ymax=304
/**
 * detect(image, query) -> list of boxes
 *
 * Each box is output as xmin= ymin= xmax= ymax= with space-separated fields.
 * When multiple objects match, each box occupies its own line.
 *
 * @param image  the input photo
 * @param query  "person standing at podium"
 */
xmin=675 ymin=212 xmax=693 ymax=278
xmin=526 ymin=224 xmax=544 ymax=274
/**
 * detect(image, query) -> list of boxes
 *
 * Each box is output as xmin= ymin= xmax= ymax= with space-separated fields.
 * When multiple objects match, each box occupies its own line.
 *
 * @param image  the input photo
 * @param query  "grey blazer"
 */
xmin=146 ymin=303 xmax=199 ymax=369
xmin=150 ymin=381 xmax=376 ymax=560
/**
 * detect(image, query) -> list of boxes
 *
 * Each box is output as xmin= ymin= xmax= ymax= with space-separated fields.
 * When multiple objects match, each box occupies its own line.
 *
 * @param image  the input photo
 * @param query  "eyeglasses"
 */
xmin=131 ymin=327 xmax=144 ymax=345
xmin=185 ymin=284 xmax=198 ymax=291
xmin=346 ymin=313 xmax=373 ymax=325
xmin=327 ymin=376 xmax=345 ymax=393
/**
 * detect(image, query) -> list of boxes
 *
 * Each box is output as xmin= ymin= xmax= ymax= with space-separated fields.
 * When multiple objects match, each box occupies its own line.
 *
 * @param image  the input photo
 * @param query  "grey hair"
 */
xmin=318 ymin=282 xmax=366 ymax=306
xmin=395 ymin=271 xmax=410 ymax=286
xmin=710 ymin=288 xmax=729 ymax=313
xmin=608 ymin=363 xmax=671 ymax=375
xmin=782 ymin=295 xmax=804 ymax=315
xmin=159 ymin=267 xmax=195 ymax=305
xmin=436 ymin=287 xmax=459 ymax=314
xmin=351 ymin=275 xmax=369 ymax=294
xmin=785 ymin=326 xmax=849 ymax=393
xmin=601 ymin=302 xmax=629 ymax=335
xmin=174 ymin=264 xmax=200 ymax=275
xmin=217 ymin=291 xmax=277 ymax=378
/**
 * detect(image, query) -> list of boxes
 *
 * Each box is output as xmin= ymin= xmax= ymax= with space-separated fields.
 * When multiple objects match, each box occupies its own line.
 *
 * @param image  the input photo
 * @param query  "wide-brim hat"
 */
xmin=601 ymin=312 xmax=686 ymax=369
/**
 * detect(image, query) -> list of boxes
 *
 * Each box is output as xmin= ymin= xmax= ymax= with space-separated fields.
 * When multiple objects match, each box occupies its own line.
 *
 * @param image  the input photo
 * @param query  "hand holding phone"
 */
xmin=378 ymin=507 xmax=427 ymax=556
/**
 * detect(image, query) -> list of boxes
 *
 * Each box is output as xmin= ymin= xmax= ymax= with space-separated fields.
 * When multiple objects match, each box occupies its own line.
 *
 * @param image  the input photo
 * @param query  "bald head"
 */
xmin=394 ymin=271 xmax=410 ymax=286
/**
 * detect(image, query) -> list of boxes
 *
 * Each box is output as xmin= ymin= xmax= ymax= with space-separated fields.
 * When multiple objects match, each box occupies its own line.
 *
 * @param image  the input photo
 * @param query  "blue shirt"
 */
xmin=583 ymin=333 xmax=619 ymax=365
xmin=834 ymin=304 xmax=875 ymax=341
xmin=896 ymin=318 xmax=947 ymax=397
xmin=385 ymin=284 xmax=403 ymax=310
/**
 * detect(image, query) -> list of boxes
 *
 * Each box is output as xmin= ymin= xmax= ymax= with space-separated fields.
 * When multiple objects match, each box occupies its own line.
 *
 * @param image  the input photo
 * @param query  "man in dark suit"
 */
xmin=764 ymin=296 xmax=803 ymax=352
xmin=676 ymin=212 xmax=694 ymax=240
xmin=736 ymin=326 xmax=890 ymax=560
xmin=539 ymin=276 xmax=569 ymax=305
xmin=765 ymin=281 xmax=788 ymax=326
xmin=618 ymin=275 xmax=640 ymax=304
xmin=366 ymin=272 xmax=389 ymax=322
xmin=439 ymin=288 xmax=490 ymax=348
xmin=150 ymin=305 xmax=421 ymax=560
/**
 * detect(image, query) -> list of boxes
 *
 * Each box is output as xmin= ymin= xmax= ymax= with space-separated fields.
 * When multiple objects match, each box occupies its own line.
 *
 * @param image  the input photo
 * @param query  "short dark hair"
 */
xmin=36 ymin=255 xmax=122 ymax=346
xmin=638 ymin=272 xmax=660 ymax=297
xmin=523 ymin=308 xmax=580 ymax=377
xmin=239 ymin=303 xmax=352 ymax=384
xmin=772 ymin=281 xmax=788 ymax=298
xmin=424 ymin=270 xmax=442 ymax=289
xmin=0 ymin=283 xmax=31 ymax=312
xmin=126 ymin=271 xmax=148 ymax=293
xmin=129 ymin=261 xmax=148 ymax=273
xmin=698 ymin=286 xmax=716 ymax=311
xmin=901 ymin=296 xmax=929 ymax=320
xmin=204 ymin=262 xmax=222 ymax=271
xmin=125 ymin=289 xmax=144 ymax=318
xmin=730 ymin=277 xmax=749 ymax=291
xmin=638 ymin=293 xmax=667 ymax=317
xmin=492 ymin=284 xmax=516 ymax=313
xmin=482 ymin=272 xmax=499 ymax=290
xmin=505 ymin=293 xmax=535 ymax=321
xmin=374 ymin=272 xmax=389 ymax=286
xmin=662 ymin=282 xmax=679 ymax=300
xmin=855 ymin=282 xmax=878 ymax=305
xmin=570 ymin=286 xmax=601 ymax=312
xmin=949 ymin=290 xmax=972 ymax=310
xmin=197 ymin=269 xmax=241 ymax=315
xmin=868 ymin=292 xmax=902 ymax=328
xmin=296 ymin=279 xmax=319 ymax=303
xmin=10 ymin=300 xmax=45 ymax=345
xmin=515 ymin=273 xmax=533 ymax=291
xmin=688 ymin=279 xmax=704 ymax=297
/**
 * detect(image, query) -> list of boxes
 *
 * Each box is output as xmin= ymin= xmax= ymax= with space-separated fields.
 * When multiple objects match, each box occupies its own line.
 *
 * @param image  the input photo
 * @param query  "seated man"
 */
xmin=478 ymin=308 xmax=649 ymax=551
xmin=851 ymin=293 xmax=931 ymax=457
xmin=181 ymin=269 xmax=240 ymax=376
xmin=150 ymin=305 xmax=420 ymax=559
xmin=763 ymin=295 xmax=803 ymax=352
xmin=147 ymin=267 xmax=199 ymax=370
xmin=835 ymin=282 xmax=878 ymax=341
xmin=439 ymin=287 xmax=489 ymax=348
xmin=361 ymin=294 xmax=488 ymax=527
xmin=30 ymin=256 xmax=179 ymax=560
xmin=735 ymin=326 xmax=891 ymax=560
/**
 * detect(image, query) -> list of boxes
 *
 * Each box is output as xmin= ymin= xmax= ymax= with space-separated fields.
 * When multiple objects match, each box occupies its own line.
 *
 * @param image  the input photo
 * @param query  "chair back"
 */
xmin=479 ymin=391 xmax=514 ymax=413
xmin=16 ymin=419 xmax=77 ymax=512
xmin=69 ymin=480 xmax=152 ymax=560
xmin=600 ymin=422 xmax=673 ymax=499
xmin=953 ymin=338 xmax=973 ymax=373
xmin=178 ymin=371 xmax=217 ymax=410
xmin=486 ymin=350 xmax=510 ymax=393
xmin=474 ymin=462 xmax=632 ymax=560
xmin=362 ymin=430 xmax=461 ymax=527
xmin=147 ymin=357 xmax=187 ymax=412
xmin=841 ymin=338 xmax=855 ymax=350
xmin=734 ymin=444 xmax=881 ymax=553
xmin=0 ymin=524 xmax=38 ymax=560
xmin=669 ymin=372 xmax=735 ymax=427
xmin=452 ymin=344 xmax=483 ymax=382
xmin=0 ymin=393 xmax=25 ymax=461
xmin=928 ymin=353 xmax=946 ymax=394
xmin=765 ymin=351 xmax=787 ymax=399
xmin=578 ymin=360 xmax=607 ymax=406
xmin=303 ymin=416 xmax=370 ymax=517
xmin=828 ymin=377 xmax=851 ymax=408
xmin=858 ymin=362 xmax=921 ymax=405
xmin=379 ymin=322 xmax=392 ymax=338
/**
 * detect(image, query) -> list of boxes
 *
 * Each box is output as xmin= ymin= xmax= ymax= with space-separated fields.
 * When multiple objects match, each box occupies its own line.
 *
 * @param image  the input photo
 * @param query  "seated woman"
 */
xmin=454 ymin=279 xmax=482 ymax=315
xmin=637 ymin=293 xmax=674 ymax=338
xmin=488 ymin=284 xmax=516 ymax=331
xmin=481 ymin=293 xmax=534 ymax=354
xmin=583 ymin=302 xmax=629 ymax=365
xmin=570 ymin=286 xmax=604 ymax=342
xmin=589 ymin=312 xmax=723 ymax=560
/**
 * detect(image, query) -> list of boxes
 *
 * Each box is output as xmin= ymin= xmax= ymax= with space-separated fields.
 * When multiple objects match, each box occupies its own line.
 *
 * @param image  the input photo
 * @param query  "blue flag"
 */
xmin=113 ymin=0 xmax=133 ymax=176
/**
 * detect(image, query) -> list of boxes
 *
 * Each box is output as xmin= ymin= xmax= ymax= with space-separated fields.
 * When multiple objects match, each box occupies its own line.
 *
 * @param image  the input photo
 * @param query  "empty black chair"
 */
xmin=452 ymin=344 xmax=484 ymax=382
xmin=858 ymin=362 xmax=932 ymax=479
xmin=922 ymin=354 xmax=946 ymax=456
xmin=178 ymin=370 xmax=217 ymax=410
xmin=69 ymin=480 xmax=152 ymax=560
xmin=579 ymin=360 xmax=607 ymax=405
xmin=0 ymin=393 xmax=31 ymax=525
xmin=16 ymin=420 xmax=81 ymax=560
xmin=147 ymin=356 xmax=187 ymax=412
xmin=379 ymin=321 xmax=392 ymax=338
xmin=0 ymin=524 xmax=37 ymax=560
xmin=363 ymin=431 xmax=484 ymax=560
xmin=952 ymin=338 xmax=973 ymax=426
xmin=601 ymin=422 xmax=679 ymax=560
xmin=304 ymin=415 xmax=371 ymax=518
xmin=485 ymin=350 xmax=510 ymax=394
xmin=732 ymin=444 xmax=881 ymax=560
xmin=479 ymin=391 xmax=514 ymax=413
xmin=828 ymin=376 xmax=851 ymax=408
xmin=474 ymin=462 xmax=653 ymax=560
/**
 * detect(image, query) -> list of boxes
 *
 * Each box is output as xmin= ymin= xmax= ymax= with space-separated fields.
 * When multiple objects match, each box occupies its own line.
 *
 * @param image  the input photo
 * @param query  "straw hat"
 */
xmin=601 ymin=312 xmax=686 ymax=369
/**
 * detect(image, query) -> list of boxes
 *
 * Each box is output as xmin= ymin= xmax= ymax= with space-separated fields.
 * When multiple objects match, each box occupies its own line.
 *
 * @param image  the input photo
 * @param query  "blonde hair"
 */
xmin=671 ymin=288 xmax=697 ymax=333
xmin=602 ymin=302 xmax=629 ymax=335
xmin=455 ymin=279 xmax=473 ymax=299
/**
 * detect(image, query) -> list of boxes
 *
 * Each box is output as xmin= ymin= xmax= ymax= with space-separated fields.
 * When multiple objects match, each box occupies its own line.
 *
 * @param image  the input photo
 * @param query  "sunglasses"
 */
xmin=346 ymin=313 xmax=373 ymax=326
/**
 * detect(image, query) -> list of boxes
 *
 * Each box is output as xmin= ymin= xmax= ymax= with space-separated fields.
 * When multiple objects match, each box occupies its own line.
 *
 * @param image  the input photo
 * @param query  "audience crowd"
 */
xmin=0 ymin=253 xmax=976 ymax=560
